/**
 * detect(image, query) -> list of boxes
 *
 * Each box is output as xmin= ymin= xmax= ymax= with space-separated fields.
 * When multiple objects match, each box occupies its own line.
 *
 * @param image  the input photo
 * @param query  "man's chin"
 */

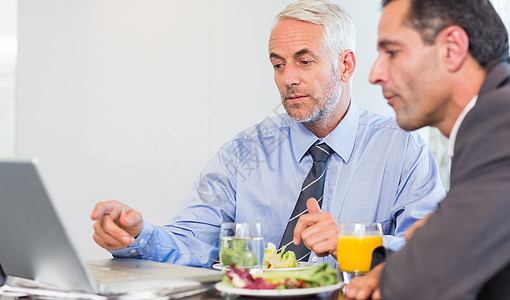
xmin=285 ymin=107 xmax=311 ymax=122
xmin=396 ymin=117 xmax=423 ymax=132
xmin=286 ymin=106 xmax=331 ymax=124
xmin=288 ymin=112 xmax=314 ymax=123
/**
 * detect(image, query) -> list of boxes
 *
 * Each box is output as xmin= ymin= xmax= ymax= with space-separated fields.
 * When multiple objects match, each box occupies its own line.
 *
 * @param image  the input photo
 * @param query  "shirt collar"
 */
xmin=448 ymin=95 xmax=478 ymax=157
xmin=290 ymin=100 xmax=359 ymax=163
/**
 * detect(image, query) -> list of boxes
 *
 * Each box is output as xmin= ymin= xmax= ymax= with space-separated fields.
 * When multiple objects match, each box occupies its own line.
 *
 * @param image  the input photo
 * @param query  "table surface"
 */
xmin=0 ymin=261 xmax=344 ymax=299
xmin=0 ymin=282 xmax=343 ymax=299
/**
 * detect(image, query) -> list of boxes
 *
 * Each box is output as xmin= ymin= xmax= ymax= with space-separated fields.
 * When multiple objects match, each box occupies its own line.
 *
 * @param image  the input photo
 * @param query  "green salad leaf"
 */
xmin=220 ymin=239 xmax=258 ymax=267
xmin=257 ymin=263 xmax=338 ymax=288
xmin=263 ymin=242 xmax=298 ymax=269
xmin=223 ymin=263 xmax=339 ymax=289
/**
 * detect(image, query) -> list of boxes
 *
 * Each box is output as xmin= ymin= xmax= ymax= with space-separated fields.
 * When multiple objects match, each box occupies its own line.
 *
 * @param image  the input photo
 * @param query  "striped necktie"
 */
xmin=279 ymin=143 xmax=333 ymax=262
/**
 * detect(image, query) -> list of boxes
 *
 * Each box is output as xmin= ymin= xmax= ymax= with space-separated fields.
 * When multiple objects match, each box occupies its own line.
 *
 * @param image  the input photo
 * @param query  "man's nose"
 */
xmin=282 ymin=64 xmax=301 ymax=87
xmin=369 ymin=56 xmax=387 ymax=85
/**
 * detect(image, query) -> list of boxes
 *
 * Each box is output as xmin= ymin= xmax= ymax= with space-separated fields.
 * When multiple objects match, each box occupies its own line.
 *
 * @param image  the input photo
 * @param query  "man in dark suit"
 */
xmin=0 ymin=263 xmax=4 ymax=286
xmin=344 ymin=0 xmax=510 ymax=299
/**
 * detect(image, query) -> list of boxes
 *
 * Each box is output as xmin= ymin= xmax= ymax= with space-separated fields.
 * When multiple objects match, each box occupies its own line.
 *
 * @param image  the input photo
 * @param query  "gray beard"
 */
xmin=282 ymin=81 xmax=342 ymax=125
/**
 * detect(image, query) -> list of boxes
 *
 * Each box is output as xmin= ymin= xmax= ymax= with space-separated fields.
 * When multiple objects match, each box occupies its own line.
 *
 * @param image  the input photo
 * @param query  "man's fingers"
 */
xmin=93 ymin=214 xmax=135 ymax=247
xmin=91 ymin=202 xmax=105 ymax=220
xmin=293 ymin=198 xmax=324 ymax=244
xmin=91 ymin=200 xmax=130 ymax=221
xmin=293 ymin=216 xmax=336 ymax=258
xmin=301 ymin=217 xmax=338 ymax=255
xmin=119 ymin=209 xmax=143 ymax=228
xmin=93 ymin=219 xmax=125 ymax=250
xmin=102 ymin=214 xmax=135 ymax=244
xmin=90 ymin=200 xmax=143 ymax=251
xmin=344 ymin=263 xmax=385 ymax=299
xmin=93 ymin=230 xmax=122 ymax=250
xmin=305 ymin=236 xmax=337 ymax=257
xmin=306 ymin=198 xmax=321 ymax=213
xmin=372 ymin=288 xmax=382 ymax=300
xmin=293 ymin=211 xmax=331 ymax=245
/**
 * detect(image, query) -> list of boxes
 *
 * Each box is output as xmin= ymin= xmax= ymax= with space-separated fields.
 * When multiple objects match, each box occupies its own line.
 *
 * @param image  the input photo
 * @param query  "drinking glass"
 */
xmin=337 ymin=222 xmax=383 ymax=284
xmin=219 ymin=222 xmax=264 ymax=274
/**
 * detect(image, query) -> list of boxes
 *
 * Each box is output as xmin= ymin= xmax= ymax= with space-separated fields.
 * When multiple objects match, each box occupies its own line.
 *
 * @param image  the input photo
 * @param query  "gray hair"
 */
xmin=272 ymin=0 xmax=356 ymax=66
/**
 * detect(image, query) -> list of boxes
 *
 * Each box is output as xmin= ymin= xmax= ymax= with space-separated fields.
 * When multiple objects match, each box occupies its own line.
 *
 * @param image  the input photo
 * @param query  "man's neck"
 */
xmin=436 ymin=59 xmax=487 ymax=137
xmin=304 ymin=95 xmax=350 ymax=138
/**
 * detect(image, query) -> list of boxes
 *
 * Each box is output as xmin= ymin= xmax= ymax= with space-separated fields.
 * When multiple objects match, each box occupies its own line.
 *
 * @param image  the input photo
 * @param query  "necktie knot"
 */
xmin=309 ymin=143 xmax=332 ymax=162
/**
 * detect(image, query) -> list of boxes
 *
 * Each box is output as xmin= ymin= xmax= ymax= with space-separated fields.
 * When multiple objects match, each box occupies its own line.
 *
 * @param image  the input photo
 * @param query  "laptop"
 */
xmin=0 ymin=158 xmax=222 ymax=296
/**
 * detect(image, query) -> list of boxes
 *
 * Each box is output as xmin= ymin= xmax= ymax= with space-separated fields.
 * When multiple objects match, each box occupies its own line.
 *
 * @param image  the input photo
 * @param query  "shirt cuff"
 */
xmin=383 ymin=235 xmax=406 ymax=252
xmin=110 ymin=221 xmax=153 ymax=258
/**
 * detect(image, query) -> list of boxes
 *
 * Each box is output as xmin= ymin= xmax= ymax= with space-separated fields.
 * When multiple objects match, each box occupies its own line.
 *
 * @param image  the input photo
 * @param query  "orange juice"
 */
xmin=337 ymin=235 xmax=382 ymax=273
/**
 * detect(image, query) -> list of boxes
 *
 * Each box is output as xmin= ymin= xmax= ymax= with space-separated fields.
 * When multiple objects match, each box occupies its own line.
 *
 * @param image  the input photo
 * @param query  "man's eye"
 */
xmin=300 ymin=60 xmax=312 ymax=65
xmin=387 ymin=50 xmax=398 ymax=58
xmin=273 ymin=63 xmax=283 ymax=70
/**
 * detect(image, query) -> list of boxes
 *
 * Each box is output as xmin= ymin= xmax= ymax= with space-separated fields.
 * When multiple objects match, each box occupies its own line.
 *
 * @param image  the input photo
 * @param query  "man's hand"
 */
xmin=293 ymin=198 xmax=339 ymax=258
xmin=405 ymin=213 xmax=432 ymax=241
xmin=91 ymin=200 xmax=143 ymax=250
xmin=344 ymin=263 xmax=385 ymax=300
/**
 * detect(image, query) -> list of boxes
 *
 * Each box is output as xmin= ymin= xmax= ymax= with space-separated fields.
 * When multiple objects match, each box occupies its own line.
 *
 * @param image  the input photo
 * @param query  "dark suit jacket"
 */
xmin=380 ymin=62 xmax=510 ymax=299
xmin=0 ymin=263 xmax=4 ymax=287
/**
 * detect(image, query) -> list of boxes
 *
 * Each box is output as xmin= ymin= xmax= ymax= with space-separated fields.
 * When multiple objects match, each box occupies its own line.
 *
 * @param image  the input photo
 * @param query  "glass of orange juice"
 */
xmin=337 ymin=222 xmax=383 ymax=284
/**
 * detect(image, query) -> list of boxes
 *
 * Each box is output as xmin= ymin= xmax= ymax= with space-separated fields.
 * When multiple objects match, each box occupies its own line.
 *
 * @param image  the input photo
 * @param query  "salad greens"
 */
xmin=263 ymin=242 xmax=298 ymax=269
xmin=223 ymin=263 xmax=338 ymax=289
xmin=220 ymin=238 xmax=258 ymax=267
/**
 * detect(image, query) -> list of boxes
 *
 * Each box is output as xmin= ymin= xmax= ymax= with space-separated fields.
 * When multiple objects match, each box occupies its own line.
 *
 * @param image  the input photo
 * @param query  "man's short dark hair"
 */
xmin=382 ymin=0 xmax=509 ymax=69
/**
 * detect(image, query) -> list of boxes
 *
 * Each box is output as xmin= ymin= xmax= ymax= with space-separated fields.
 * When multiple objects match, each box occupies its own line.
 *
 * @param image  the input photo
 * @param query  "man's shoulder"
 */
xmin=478 ymin=71 xmax=510 ymax=111
xmin=356 ymin=107 xmax=398 ymax=129
xmin=219 ymin=114 xmax=293 ymax=151
xmin=462 ymin=63 xmax=510 ymax=129
xmin=454 ymin=65 xmax=510 ymax=166
xmin=357 ymin=107 xmax=427 ymax=148
xmin=236 ymin=114 xmax=293 ymax=139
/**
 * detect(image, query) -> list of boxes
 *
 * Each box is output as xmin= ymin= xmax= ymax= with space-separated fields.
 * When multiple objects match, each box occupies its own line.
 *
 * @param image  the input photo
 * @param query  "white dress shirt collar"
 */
xmin=292 ymin=100 xmax=359 ymax=164
xmin=448 ymin=95 xmax=478 ymax=157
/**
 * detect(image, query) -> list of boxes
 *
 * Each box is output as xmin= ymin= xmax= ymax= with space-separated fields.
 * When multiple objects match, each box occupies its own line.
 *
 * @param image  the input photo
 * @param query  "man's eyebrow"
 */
xmin=294 ymin=48 xmax=313 ymax=57
xmin=378 ymin=39 xmax=402 ymax=49
xmin=269 ymin=48 xmax=315 ymax=61
xmin=269 ymin=52 xmax=284 ymax=60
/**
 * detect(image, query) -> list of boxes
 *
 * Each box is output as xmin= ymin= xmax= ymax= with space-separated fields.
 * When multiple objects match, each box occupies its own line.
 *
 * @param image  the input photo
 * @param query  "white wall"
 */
xmin=16 ymin=0 xmax=385 ymax=260
xmin=0 ymin=0 xmax=17 ymax=157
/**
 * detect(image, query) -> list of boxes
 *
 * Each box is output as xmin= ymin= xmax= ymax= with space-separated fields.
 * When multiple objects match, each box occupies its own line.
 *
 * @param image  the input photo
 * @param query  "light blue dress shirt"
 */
xmin=111 ymin=101 xmax=445 ymax=269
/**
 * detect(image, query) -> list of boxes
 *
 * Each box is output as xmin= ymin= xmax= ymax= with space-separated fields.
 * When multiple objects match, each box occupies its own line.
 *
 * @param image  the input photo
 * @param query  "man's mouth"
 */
xmin=285 ymin=95 xmax=308 ymax=103
xmin=383 ymin=92 xmax=398 ymax=105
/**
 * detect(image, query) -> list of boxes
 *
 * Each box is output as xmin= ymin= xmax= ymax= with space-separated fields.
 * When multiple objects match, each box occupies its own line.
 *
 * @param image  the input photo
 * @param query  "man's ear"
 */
xmin=339 ymin=50 xmax=356 ymax=82
xmin=438 ymin=25 xmax=469 ymax=72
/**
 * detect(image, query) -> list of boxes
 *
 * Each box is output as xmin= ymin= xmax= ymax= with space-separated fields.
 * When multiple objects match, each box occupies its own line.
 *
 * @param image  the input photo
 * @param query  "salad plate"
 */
xmin=212 ymin=262 xmax=314 ymax=272
xmin=265 ymin=262 xmax=315 ymax=272
xmin=215 ymin=282 xmax=342 ymax=297
xmin=211 ymin=263 xmax=225 ymax=271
